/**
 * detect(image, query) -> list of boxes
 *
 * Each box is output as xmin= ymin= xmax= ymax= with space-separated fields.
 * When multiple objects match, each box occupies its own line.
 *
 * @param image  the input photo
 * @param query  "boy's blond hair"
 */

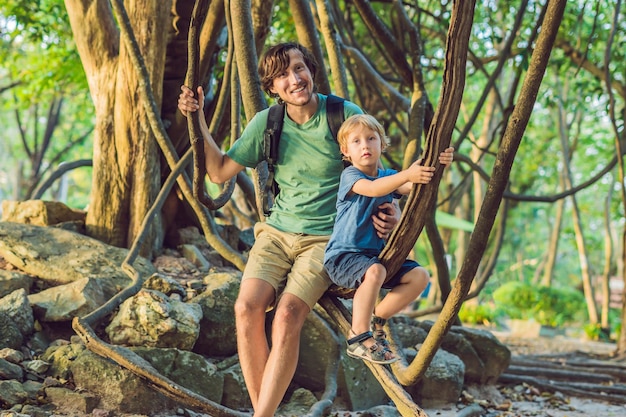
xmin=337 ymin=114 xmax=390 ymax=161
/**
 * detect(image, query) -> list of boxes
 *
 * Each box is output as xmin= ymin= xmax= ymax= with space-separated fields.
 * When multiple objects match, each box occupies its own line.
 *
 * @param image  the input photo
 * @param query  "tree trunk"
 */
xmin=65 ymin=0 xmax=170 ymax=255
xmin=556 ymin=88 xmax=599 ymax=324
xmin=601 ymin=180 xmax=614 ymax=329
xmin=540 ymin=179 xmax=565 ymax=286
xmin=619 ymin=227 xmax=626 ymax=355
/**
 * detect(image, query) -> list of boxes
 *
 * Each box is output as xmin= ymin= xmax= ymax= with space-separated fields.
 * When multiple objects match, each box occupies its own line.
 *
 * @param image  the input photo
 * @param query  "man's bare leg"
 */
xmin=234 ymin=278 xmax=275 ymax=409
xmin=253 ymin=293 xmax=310 ymax=417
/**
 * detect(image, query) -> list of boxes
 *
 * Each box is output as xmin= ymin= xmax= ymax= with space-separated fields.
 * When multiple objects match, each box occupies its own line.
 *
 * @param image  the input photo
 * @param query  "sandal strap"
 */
xmin=347 ymin=331 xmax=373 ymax=345
xmin=371 ymin=315 xmax=387 ymax=327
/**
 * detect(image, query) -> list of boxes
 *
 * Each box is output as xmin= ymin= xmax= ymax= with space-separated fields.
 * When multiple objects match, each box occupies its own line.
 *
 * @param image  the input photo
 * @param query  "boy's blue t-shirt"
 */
xmin=324 ymin=166 xmax=401 ymax=261
xmin=227 ymin=94 xmax=363 ymax=235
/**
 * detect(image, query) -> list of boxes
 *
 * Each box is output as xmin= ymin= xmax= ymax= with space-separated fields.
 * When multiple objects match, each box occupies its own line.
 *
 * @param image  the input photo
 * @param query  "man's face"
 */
xmin=269 ymin=49 xmax=315 ymax=107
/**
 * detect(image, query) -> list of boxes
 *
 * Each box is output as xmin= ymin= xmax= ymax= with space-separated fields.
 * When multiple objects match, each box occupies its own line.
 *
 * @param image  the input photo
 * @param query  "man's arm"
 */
xmin=178 ymin=85 xmax=245 ymax=184
xmin=372 ymin=201 xmax=400 ymax=240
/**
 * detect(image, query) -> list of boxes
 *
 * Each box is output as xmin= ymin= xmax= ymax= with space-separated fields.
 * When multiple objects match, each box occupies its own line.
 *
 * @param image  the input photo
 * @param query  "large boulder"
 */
xmin=0 ymin=269 xmax=33 ymax=299
xmin=1 ymin=200 xmax=85 ymax=226
xmin=405 ymin=348 xmax=466 ymax=407
xmin=28 ymin=278 xmax=109 ymax=322
xmin=192 ymin=270 xmax=241 ymax=357
xmin=105 ymin=289 xmax=202 ymax=350
xmin=0 ymin=222 xmax=155 ymax=297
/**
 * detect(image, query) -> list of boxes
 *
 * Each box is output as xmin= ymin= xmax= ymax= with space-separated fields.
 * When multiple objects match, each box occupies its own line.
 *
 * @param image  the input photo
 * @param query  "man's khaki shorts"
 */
xmin=242 ymin=222 xmax=332 ymax=310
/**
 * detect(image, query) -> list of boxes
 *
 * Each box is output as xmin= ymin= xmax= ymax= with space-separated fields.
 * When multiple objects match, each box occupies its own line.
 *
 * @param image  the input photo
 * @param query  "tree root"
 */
xmin=499 ymin=352 xmax=626 ymax=405
xmin=72 ymin=317 xmax=249 ymax=417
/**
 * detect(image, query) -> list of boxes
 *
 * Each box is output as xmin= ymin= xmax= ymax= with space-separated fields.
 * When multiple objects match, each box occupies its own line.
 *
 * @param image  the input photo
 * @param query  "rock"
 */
xmin=41 ymin=343 xmax=86 ymax=381
xmin=1 ymin=200 xmax=85 ymax=226
xmin=337 ymin=349 xmax=389 ymax=410
xmin=277 ymin=387 xmax=318 ymax=416
xmin=294 ymin=310 xmax=341 ymax=392
xmin=0 ymin=348 xmax=25 ymax=364
xmin=0 ymin=380 xmax=29 ymax=407
xmin=432 ymin=329 xmax=485 ymax=383
xmin=0 ymin=314 xmax=23 ymax=351
xmin=0 ymin=220 xmax=518 ymax=416
xmin=0 ymin=357 xmax=24 ymax=380
xmin=450 ymin=325 xmax=511 ymax=384
xmin=70 ymin=349 xmax=178 ymax=414
xmin=405 ymin=348 xmax=465 ymax=407
xmin=105 ymin=289 xmax=202 ymax=350
xmin=192 ymin=271 xmax=241 ymax=357
xmin=0 ymin=269 xmax=33 ymax=299
xmin=0 ymin=222 xmax=155 ymax=295
xmin=416 ymin=320 xmax=512 ymax=384
xmin=180 ymin=244 xmax=211 ymax=272
xmin=0 ymin=289 xmax=34 ymax=337
xmin=131 ymin=347 xmax=224 ymax=403
xmin=28 ymin=278 xmax=109 ymax=322
xmin=143 ymin=272 xmax=187 ymax=297
xmin=45 ymin=386 xmax=99 ymax=414
xmin=220 ymin=362 xmax=252 ymax=410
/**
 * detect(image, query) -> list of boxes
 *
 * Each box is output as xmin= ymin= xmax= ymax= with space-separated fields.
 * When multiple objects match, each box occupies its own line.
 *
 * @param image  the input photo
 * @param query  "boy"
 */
xmin=324 ymin=114 xmax=453 ymax=363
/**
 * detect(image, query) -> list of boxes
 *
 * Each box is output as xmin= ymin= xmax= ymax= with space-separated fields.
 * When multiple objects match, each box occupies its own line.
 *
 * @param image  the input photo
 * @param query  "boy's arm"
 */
xmin=352 ymin=160 xmax=435 ymax=197
xmin=351 ymin=171 xmax=417 ymax=197
xmin=390 ymin=147 xmax=456 ymax=196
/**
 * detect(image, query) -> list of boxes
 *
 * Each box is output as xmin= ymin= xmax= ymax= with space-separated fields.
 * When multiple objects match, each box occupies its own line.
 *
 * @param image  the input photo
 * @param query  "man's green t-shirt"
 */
xmin=227 ymin=94 xmax=363 ymax=235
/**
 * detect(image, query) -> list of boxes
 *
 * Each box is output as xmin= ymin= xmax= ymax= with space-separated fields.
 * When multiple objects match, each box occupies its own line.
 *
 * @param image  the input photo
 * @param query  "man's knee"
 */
xmin=235 ymin=279 xmax=275 ymax=320
xmin=272 ymin=296 xmax=309 ymax=331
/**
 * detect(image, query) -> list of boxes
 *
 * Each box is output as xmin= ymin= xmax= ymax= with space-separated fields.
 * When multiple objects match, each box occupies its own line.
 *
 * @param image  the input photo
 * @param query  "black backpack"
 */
xmin=262 ymin=94 xmax=345 ymax=216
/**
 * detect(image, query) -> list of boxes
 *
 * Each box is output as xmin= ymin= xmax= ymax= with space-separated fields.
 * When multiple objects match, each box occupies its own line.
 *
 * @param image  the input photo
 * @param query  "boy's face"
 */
xmin=341 ymin=124 xmax=383 ymax=173
xmin=269 ymin=49 xmax=315 ymax=107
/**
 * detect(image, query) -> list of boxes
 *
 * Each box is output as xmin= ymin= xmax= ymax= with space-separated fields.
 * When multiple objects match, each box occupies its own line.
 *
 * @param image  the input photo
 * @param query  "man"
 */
xmin=178 ymin=42 xmax=398 ymax=417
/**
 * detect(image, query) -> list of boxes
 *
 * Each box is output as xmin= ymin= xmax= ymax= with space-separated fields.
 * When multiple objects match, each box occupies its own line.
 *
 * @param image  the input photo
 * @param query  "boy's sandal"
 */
xmin=346 ymin=331 xmax=398 ymax=365
xmin=371 ymin=315 xmax=390 ymax=348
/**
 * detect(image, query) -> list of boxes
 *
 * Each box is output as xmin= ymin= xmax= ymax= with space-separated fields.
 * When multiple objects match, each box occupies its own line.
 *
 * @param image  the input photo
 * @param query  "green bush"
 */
xmin=492 ymin=282 xmax=585 ymax=327
xmin=458 ymin=303 xmax=500 ymax=325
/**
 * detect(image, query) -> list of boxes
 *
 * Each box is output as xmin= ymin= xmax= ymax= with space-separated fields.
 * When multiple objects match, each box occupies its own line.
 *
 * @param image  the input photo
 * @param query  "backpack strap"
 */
xmin=262 ymin=95 xmax=345 ymax=217
xmin=326 ymin=94 xmax=345 ymax=140
xmin=265 ymin=103 xmax=285 ymax=170
xmin=262 ymin=103 xmax=285 ymax=216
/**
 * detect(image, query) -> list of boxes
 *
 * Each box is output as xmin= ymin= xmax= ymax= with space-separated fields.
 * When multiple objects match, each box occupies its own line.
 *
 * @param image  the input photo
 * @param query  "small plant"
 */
xmin=583 ymin=323 xmax=613 ymax=341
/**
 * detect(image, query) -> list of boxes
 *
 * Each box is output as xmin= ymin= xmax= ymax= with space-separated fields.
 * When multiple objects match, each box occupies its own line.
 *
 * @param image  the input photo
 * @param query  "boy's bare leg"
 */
xmin=352 ymin=263 xmax=386 ymax=337
xmin=374 ymin=267 xmax=429 ymax=320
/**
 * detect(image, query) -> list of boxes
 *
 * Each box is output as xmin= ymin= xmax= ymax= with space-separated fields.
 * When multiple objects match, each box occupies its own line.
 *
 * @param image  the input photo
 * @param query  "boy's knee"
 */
xmin=363 ymin=263 xmax=386 ymax=285
xmin=405 ymin=267 xmax=430 ymax=290
xmin=416 ymin=267 xmax=430 ymax=284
